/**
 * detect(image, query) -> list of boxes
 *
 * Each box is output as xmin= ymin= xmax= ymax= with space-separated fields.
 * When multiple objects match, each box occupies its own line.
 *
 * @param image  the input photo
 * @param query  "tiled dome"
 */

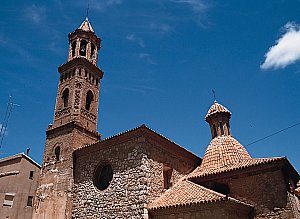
xmin=199 ymin=135 xmax=251 ymax=170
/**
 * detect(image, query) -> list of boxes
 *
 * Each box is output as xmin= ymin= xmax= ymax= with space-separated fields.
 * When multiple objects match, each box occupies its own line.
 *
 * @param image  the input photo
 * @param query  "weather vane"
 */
xmin=212 ymin=89 xmax=217 ymax=102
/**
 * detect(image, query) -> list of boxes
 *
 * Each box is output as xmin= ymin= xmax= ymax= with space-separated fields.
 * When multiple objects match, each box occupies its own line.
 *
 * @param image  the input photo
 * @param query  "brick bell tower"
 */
xmin=33 ymin=17 xmax=103 ymax=219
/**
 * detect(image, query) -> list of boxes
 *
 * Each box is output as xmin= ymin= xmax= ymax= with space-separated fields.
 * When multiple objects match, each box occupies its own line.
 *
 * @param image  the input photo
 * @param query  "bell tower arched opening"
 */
xmin=85 ymin=90 xmax=94 ymax=111
xmin=62 ymin=88 xmax=69 ymax=108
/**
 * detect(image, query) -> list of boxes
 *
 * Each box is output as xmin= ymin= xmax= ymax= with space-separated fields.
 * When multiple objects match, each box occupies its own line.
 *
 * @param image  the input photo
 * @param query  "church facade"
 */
xmin=32 ymin=18 xmax=300 ymax=219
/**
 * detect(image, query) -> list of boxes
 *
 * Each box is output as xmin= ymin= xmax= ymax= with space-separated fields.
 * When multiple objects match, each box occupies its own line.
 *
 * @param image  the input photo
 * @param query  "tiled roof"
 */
xmin=199 ymin=135 xmax=251 ymax=171
xmin=78 ymin=17 xmax=94 ymax=32
xmin=205 ymin=101 xmax=231 ymax=121
xmin=189 ymin=157 xmax=286 ymax=179
xmin=148 ymin=179 xmax=252 ymax=210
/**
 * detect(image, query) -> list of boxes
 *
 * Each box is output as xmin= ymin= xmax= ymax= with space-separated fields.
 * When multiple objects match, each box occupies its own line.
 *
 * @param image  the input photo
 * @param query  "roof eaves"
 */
xmin=188 ymin=157 xmax=287 ymax=180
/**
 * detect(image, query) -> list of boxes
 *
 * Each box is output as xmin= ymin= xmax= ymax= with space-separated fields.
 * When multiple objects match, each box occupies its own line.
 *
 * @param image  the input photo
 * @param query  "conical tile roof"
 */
xmin=78 ymin=17 xmax=94 ymax=32
xmin=205 ymin=101 xmax=231 ymax=121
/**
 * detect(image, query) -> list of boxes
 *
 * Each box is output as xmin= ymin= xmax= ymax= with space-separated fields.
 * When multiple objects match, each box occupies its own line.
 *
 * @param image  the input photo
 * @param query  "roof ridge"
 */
xmin=189 ymin=156 xmax=287 ymax=179
xmin=76 ymin=124 xmax=199 ymax=159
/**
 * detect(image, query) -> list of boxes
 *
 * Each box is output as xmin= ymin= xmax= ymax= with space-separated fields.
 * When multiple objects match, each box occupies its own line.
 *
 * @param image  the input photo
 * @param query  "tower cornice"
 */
xmin=46 ymin=121 xmax=101 ymax=140
xmin=58 ymin=57 xmax=104 ymax=79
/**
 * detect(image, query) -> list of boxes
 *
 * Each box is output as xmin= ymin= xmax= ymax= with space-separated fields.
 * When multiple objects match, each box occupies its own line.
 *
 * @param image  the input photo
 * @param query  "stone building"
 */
xmin=0 ymin=153 xmax=41 ymax=219
xmin=33 ymin=17 xmax=300 ymax=219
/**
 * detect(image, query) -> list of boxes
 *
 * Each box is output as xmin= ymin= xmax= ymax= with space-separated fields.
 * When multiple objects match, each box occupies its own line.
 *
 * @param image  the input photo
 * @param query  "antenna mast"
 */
xmin=0 ymin=96 xmax=19 ymax=148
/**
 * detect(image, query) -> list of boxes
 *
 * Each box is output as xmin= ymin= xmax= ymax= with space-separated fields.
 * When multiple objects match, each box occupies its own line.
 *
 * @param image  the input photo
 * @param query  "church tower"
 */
xmin=33 ymin=18 xmax=103 ymax=219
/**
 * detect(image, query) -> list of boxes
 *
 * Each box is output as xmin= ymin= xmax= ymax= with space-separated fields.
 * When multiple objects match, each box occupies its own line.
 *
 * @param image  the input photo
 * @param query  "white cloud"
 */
xmin=126 ymin=34 xmax=145 ymax=47
xmin=139 ymin=53 xmax=156 ymax=65
xmin=173 ymin=0 xmax=208 ymax=13
xmin=261 ymin=22 xmax=300 ymax=70
xmin=24 ymin=4 xmax=46 ymax=24
xmin=149 ymin=23 xmax=174 ymax=35
xmin=88 ymin=0 xmax=122 ymax=11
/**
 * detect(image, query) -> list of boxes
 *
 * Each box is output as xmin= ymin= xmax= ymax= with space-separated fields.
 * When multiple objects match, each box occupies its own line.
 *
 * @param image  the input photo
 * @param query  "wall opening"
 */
xmin=226 ymin=123 xmax=230 ymax=135
xmin=71 ymin=41 xmax=76 ymax=57
xmin=29 ymin=171 xmax=34 ymax=179
xmin=163 ymin=165 xmax=173 ymax=189
xmin=85 ymin=90 xmax=94 ymax=111
xmin=27 ymin=196 xmax=33 ymax=207
xmin=212 ymin=124 xmax=217 ymax=138
xmin=3 ymin=193 xmax=15 ymax=207
xmin=94 ymin=163 xmax=113 ymax=191
xmin=219 ymin=122 xmax=224 ymax=135
xmin=91 ymin=43 xmax=96 ymax=59
xmin=62 ymin=88 xmax=69 ymax=108
xmin=212 ymin=183 xmax=230 ymax=195
xmin=79 ymin=40 xmax=87 ymax=56
xmin=55 ymin=146 xmax=60 ymax=161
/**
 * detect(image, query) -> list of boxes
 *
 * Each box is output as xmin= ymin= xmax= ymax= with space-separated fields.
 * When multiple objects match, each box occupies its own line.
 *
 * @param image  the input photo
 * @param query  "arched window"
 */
xmin=71 ymin=41 xmax=76 ymax=57
xmin=79 ymin=40 xmax=87 ymax=56
xmin=85 ymin=90 xmax=93 ymax=111
xmin=62 ymin=88 xmax=69 ymax=108
xmin=54 ymin=146 xmax=60 ymax=161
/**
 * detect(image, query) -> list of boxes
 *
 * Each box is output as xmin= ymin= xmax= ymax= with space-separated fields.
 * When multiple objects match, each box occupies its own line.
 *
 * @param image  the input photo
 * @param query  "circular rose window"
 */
xmin=94 ymin=163 xmax=113 ymax=190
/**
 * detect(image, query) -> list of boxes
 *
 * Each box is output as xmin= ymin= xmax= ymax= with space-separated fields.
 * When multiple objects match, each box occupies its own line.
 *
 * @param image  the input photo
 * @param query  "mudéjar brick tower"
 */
xmin=32 ymin=17 xmax=103 ymax=219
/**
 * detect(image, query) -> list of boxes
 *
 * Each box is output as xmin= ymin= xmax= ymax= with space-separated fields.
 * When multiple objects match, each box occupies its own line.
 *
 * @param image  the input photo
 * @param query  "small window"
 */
xmin=62 ymin=88 xmax=69 ymax=108
xmin=27 ymin=196 xmax=33 ymax=207
xmin=213 ymin=124 xmax=217 ymax=138
xmin=94 ymin=163 xmax=113 ymax=190
xmin=55 ymin=146 xmax=60 ymax=161
xmin=163 ymin=165 xmax=173 ymax=189
xmin=71 ymin=41 xmax=76 ymax=57
xmin=219 ymin=122 xmax=224 ymax=135
xmin=79 ymin=40 xmax=87 ymax=56
xmin=3 ymin=193 xmax=15 ymax=207
xmin=29 ymin=171 xmax=34 ymax=180
xmin=85 ymin=91 xmax=94 ymax=111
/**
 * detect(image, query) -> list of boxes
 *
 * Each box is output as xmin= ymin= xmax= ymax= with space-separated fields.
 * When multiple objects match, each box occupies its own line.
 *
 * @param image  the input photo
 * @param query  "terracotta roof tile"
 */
xmin=205 ymin=101 xmax=231 ymax=121
xmin=148 ymin=180 xmax=226 ymax=209
xmin=189 ymin=157 xmax=286 ymax=179
xmin=200 ymin=136 xmax=251 ymax=170
xmin=148 ymin=179 xmax=253 ymax=210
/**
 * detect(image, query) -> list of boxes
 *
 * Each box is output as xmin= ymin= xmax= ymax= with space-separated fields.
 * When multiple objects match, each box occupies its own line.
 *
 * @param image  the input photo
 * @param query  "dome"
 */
xmin=199 ymin=135 xmax=251 ymax=171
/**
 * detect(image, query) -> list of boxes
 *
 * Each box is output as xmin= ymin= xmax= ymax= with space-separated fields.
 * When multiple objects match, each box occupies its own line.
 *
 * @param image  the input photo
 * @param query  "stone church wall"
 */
xmin=212 ymin=169 xmax=296 ymax=219
xmin=72 ymin=136 xmax=197 ymax=218
xmin=149 ymin=203 xmax=250 ymax=219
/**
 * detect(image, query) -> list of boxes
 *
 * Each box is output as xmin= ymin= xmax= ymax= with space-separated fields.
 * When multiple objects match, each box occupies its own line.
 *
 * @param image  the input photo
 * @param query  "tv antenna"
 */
xmin=0 ymin=96 xmax=19 ymax=148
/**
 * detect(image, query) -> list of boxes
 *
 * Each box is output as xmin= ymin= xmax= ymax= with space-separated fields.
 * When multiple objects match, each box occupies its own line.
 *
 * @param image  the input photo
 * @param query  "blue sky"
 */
xmin=1 ymin=0 xmax=300 ymax=172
